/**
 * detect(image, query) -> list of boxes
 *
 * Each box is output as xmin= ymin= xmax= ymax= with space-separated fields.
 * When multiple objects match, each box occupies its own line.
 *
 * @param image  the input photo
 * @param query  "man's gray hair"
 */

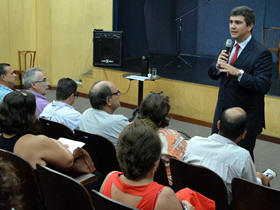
xmin=23 ymin=68 xmax=42 ymax=89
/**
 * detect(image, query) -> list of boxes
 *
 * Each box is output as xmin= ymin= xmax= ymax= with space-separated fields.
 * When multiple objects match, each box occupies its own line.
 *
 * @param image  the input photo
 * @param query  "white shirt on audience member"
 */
xmin=79 ymin=108 xmax=129 ymax=147
xmin=183 ymin=133 xmax=258 ymax=203
xmin=39 ymin=100 xmax=81 ymax=131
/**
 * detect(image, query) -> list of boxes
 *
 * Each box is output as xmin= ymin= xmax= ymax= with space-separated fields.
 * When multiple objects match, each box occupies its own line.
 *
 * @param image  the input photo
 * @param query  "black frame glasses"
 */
xmin=111 ymin=90 xmax=121 ymax=96
xmin=33 ymin=78 xmax=48 ymax=83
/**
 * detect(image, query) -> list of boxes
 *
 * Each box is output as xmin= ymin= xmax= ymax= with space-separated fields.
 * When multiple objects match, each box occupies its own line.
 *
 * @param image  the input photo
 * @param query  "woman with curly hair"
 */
xmin=0 ymin=91 xmax=73 ymax=170
xmin=0 ymin=158 xmax=23 ymax=210
xmin=138 ymin=92 xmax=188 ymax=160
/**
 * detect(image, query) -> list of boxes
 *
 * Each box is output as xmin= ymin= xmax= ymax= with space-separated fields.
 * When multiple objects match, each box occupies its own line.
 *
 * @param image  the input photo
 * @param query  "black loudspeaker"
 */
xmin=93 ymin=30 xmax=123 ymax=67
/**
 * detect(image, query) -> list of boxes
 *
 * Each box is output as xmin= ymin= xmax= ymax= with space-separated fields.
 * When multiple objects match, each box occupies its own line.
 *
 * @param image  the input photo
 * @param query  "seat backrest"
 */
xmin=232 ymin=177 xmax=280 ymax=210
xmin=154 ymin=155 xmax=170 ymax=187
xmin=74 ymin=129 xmax=120 ymax=175
xmin=262 ymin=27 xmax=280 ymax=51
xmin=39 ymin=118 xmax=74 ymax=139
xmin=0 ymin=149 xmax=43 ymax=210
xmin=91 ymin=189 xmax=138 ymax=210
xmin=36 ymin=164 xmax=94 ymax=210
xmin=18 ymin=50 xmax=36 ymax=71
xmin=170 ymin=158 xmax=228 ymax=210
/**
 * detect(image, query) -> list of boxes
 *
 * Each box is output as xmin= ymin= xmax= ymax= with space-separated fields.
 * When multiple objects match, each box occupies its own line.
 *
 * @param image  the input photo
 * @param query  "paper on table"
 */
xmin=124 ymin=75 xmax=149 ymax=81
xmin=58 ymin=137 xmax=85 ymax=154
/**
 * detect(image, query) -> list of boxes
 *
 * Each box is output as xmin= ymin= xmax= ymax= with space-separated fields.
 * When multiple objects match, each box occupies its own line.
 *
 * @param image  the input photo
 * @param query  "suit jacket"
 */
xmin=208 ymin=38 xmax=272 ymax=135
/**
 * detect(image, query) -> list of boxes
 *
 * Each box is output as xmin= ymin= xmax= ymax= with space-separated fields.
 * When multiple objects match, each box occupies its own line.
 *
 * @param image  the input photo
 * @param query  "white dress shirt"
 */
xmin=183 ymin=133 xmax=258 ymax=203
xmin=40 ymin=100 xmax=81 ymax=131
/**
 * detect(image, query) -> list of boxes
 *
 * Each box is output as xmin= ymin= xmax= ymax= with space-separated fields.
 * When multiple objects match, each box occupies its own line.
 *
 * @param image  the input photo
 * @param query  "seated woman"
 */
xmin=100 ymin=119 xmax=185 ymax=210
xmin=0 ymin=158 xmax=23 ymax=210
xmin=100 ymin=120 xmax=215 ymax=210
xmin=138 ymin=92 xmax=187 ymax=160
xmin=0 ymin=91 xmax=73 ymax=170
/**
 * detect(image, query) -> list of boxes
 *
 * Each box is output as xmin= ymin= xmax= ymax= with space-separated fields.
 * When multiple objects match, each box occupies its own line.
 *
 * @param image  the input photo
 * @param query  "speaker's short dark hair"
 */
xmin=219 ymin=109 xmax=247 ymax=140
xmin=56 ymin=78 xmax=77 ymax=100
xmin=0 ymin=63 xmax=10 ymax=77
xmin=230 ymin=6 xmax=255 ymax=26
xmin=88 ymin=81 xmax=112 ymax=109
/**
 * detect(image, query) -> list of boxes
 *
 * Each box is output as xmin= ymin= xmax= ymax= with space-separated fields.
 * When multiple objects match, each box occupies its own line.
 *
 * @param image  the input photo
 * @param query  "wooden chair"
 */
xmin=74 ymin=129 xmax=120 ymax=175
xmin=262 ymin=26 xmax=280 ymax=73
xmin=39 ymin=118 xmax=75 ymax=139
xmin=15 ymin=50 xmax=36 ymax=88
xmin=232 ymin=177 xmax=280 ymax=210
xmin=36 ymin=164 xmax=94 ymax=210
xmin=0 ymin=149 xmax=43 ymax=210
xmin=170 ymin=158 xmax=229 ymax=210
xmin=91 ymin=189 xmax=138 ymax=210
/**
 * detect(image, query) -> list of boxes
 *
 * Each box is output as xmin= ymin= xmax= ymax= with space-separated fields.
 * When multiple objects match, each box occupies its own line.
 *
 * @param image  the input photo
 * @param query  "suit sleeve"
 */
xmin=208 ymin=61 xmax=221 ymax=80
xmin=238 ymin=50 xmax=272 ymax=95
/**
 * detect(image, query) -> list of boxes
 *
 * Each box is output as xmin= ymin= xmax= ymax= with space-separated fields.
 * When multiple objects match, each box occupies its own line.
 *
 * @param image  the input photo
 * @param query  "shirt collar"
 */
xmin=28 ymin=90 xmax=48 ymax=100
xmin=209 ymin=133 xmax=237 ymax=146
xmin=0 ymin=84 xmax=12 ymax=91
xmin=52 ymin=100 xmax=74 ymax=109
xmin=234 ymin=35 xmax=252 ymax=50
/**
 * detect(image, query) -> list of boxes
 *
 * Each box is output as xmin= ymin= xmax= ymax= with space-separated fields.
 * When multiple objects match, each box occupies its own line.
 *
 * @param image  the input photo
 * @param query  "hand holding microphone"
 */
xmin=216 ymin=39 xmax=233 ymax=69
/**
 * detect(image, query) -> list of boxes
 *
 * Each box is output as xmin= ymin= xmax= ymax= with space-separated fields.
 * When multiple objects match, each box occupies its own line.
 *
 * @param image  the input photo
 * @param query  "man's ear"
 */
xmin=0 ymin=74 xmax=5 ymax=81
xmin=106 ymin=96 xmax=112 ymax=106
xmin=241 ymin=130 xmax=247 ymax=139
xmin=30 ymin=81 xmax=36 ymax=89
xmin=217 ymin=120 xmax=221 ymax=130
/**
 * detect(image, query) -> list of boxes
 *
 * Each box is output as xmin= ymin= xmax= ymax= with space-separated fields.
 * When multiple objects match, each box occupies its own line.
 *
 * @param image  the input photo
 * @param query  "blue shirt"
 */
xmin=39 ymin=100 xmax=81 ymax=131
xmin=0 ymin=84 xmax=13 ymax=103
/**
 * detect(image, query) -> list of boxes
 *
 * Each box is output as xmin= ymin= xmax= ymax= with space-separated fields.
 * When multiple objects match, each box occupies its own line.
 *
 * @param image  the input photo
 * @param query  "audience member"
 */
xmin=183 ymin=107 xmax=270 ymax=203
xmin=0 ymin=158 xmax=23 ymax=210
xmin=138 ymin=92 xmax=187 ymax=160
xmin=0 ymin=63 xmax=16 ymax=103
xmin=79 ymin=80 xmax=129 ymax=147
xmin=100 ymin=120 xmax=215 ymax=210
xmin=23 ymin=67 xmax=49 ymax=116
xmin=0 ymin=91 xmax=73 ymax=171
xmin=40 ymin=77 xmax=81 ymax=131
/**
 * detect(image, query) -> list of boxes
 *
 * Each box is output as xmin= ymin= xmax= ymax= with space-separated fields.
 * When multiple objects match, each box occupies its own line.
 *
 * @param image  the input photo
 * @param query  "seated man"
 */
xmin=23 ymin=68 xmax=50 ymax=116
xmin=79 ymin=81 xmax=129 ymax=147
xmin=0 ymin=63 xmax=16 ymax=103
xmin=183 ymin=107 xmax=269 ymax=203
xmin=40 ymin=78 xmax=81 ymax=131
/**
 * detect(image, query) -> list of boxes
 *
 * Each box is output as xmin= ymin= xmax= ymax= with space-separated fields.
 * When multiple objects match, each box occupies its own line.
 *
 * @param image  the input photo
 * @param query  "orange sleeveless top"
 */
xmin=102 ymin=171 xmax=165 ymax=210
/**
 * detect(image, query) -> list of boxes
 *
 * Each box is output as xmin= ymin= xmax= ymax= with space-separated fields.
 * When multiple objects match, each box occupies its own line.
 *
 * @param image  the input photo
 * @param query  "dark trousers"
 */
xmin=237 ymin=132 xmax=257 ymax=162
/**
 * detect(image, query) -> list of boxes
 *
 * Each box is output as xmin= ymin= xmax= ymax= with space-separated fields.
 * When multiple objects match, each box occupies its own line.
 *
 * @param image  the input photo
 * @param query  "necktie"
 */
xmin=230 ymin=44 xmax=240 ymax=65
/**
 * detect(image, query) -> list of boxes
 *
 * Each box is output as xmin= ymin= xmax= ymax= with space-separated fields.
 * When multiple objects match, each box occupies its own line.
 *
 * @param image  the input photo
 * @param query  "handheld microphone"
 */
xmin=225 ymin=39 xmax=233 ymax=54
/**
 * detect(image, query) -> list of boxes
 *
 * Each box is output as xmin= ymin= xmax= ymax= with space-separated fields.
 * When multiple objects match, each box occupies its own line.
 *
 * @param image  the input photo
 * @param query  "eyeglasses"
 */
xmin=150 ymin=91 xmax=163 ymax=94
xmin=34 ymin=78 xmax=48 ymax=83
xmin=111 ymin=90 xmax=121 ymax=96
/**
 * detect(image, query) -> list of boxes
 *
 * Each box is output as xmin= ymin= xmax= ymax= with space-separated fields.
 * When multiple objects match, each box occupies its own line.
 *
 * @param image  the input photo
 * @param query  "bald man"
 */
xmin=183 ymin=107 xmax=269 ymax=203
xmin=79 ymin=81 xmax=129 ymax=147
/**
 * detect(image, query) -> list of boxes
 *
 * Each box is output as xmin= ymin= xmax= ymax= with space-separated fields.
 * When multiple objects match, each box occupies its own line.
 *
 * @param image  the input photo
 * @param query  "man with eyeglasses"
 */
xmin=0 ymin=63 xmax=16 ymax=103
xmin=23 ymin=67 xmax=50 ymax=116
xmin=79 ymin=80 xmax=129 ymax=147
xmin=40 ymin=78 xmax=81 ymax=131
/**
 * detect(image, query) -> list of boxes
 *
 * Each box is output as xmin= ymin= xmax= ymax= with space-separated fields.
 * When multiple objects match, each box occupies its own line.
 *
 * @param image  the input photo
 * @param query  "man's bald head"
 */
xmin=219 ymin=107 xmax=247 ymax=140
xmin=88 ymin=80 xmax=120 ymax=112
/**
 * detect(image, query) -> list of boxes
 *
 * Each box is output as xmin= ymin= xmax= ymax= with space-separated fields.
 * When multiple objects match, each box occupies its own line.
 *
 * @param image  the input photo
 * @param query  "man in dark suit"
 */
xmin=208 ymin=6 xmax=272 ymax=160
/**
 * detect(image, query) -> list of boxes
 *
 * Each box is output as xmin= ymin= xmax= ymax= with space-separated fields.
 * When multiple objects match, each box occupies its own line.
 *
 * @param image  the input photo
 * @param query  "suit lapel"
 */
xmin=233 ymin=38 xmax=254 ymax=67
xmin=224 ymin=38 xmax=255 ymax=85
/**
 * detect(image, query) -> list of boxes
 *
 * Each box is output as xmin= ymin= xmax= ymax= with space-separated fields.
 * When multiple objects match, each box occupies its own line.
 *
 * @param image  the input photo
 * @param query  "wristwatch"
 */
xmin=238 ymin=69 xmax=244 ymax=77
